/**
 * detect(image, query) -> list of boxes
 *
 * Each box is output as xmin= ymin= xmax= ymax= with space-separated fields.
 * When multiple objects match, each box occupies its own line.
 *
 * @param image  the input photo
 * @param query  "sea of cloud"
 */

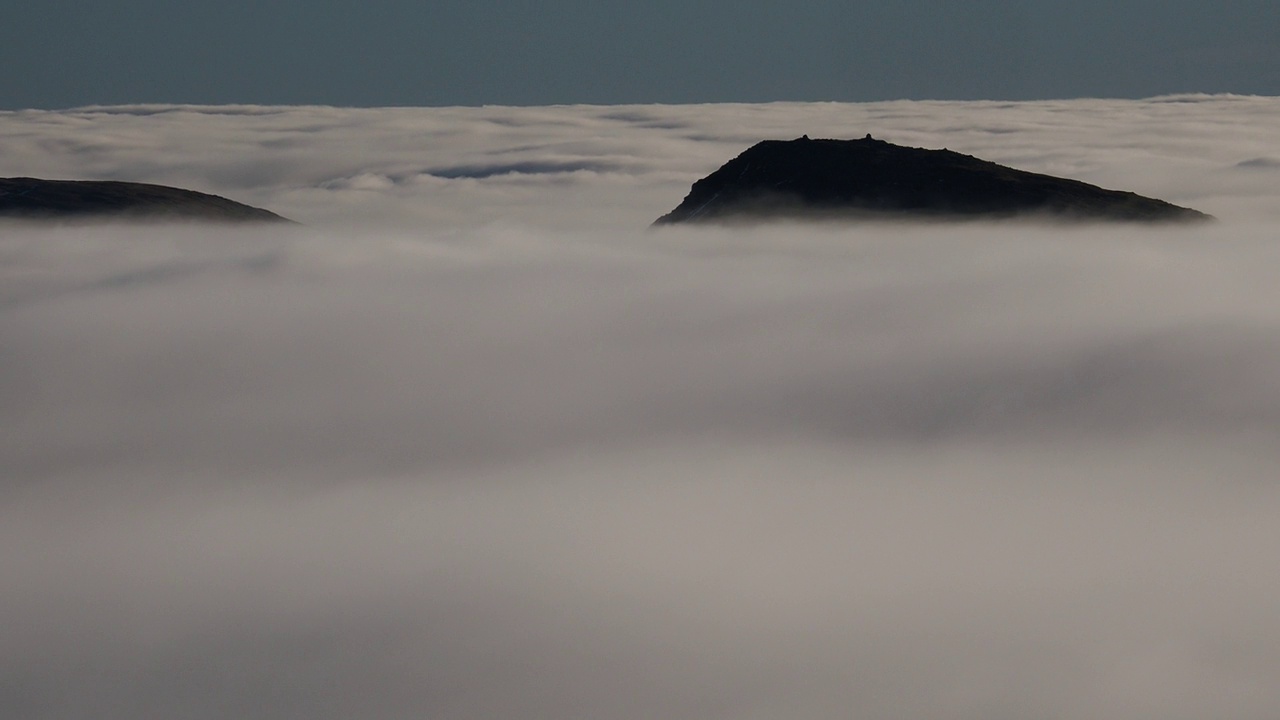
xmin=3 ymin=96 xmax=1280 ymax=719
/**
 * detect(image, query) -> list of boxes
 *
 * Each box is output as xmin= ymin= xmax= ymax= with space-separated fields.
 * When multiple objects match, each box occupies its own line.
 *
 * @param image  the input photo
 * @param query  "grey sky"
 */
xmin=2 ymin=0 xmax=1278 ymax=108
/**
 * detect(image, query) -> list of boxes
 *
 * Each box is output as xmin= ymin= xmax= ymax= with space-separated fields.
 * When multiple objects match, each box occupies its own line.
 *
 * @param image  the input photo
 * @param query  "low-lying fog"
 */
xmin=3 ymin=96 xmax=1280 ymax=719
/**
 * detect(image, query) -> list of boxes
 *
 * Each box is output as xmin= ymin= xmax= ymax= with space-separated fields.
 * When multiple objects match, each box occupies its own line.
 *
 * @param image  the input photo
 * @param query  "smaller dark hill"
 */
xmin=0 ymin=177 xmax=292 ymax=223
xmin=654 ymin=136 xmax=1210 ymax=225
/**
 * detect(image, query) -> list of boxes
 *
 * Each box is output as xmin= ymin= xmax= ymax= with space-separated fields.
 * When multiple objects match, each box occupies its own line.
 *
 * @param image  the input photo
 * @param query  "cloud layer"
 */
xmin=4 ymin=94 xmax=1280 ymax=229
xmin=3 ymin=97 xmax=1280 ymax=719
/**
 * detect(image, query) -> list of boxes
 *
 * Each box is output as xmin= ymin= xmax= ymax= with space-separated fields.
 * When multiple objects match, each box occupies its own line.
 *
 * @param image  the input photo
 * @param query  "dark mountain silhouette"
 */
xmin=654 ymin=136 xmax=1210 ymax=225
xmin=0 ymin=177 xmax=292 ymax=223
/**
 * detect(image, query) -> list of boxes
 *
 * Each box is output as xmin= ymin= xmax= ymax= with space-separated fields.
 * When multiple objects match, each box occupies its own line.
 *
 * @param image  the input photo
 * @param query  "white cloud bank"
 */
xmin=3 ymin=97 xmax=1280 ymax=719
xmin=4 ymin=94 xmax=1280 ymax=229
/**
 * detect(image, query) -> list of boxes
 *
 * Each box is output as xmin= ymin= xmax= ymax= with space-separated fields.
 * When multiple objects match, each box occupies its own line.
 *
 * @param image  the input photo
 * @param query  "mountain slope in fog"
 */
xmin=655 ymin=136 xmax=1211 ymax=225
xmin=0 ymin=177 xmax=292 ymax=223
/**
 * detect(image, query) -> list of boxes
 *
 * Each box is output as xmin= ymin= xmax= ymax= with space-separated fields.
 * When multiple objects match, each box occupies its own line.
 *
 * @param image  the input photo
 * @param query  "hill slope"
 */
xmin=0 ymin=177 xmax=292 ymax=223
xmin=655 ymin=136 xmax=1210 ymax=225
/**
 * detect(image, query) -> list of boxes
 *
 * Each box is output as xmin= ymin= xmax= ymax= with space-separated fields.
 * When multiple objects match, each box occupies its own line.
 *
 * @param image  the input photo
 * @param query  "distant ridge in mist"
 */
xmin=655 ymin=136 xmax=1212 ymax=225
xmin=0 ymin=177 xmax=292 ymax=223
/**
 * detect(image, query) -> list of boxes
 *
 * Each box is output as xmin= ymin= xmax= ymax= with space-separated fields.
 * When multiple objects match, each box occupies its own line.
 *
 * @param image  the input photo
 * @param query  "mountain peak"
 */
xmin=654 ymin=137 xmax=1210 ymax=225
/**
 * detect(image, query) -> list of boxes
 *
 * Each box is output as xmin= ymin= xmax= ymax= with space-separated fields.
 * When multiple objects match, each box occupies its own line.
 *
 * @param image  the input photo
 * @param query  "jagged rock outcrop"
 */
xmin=654 ymin=136 xmax=1210 ymax=225
xmin=0 ymin=177 xmax=292 ymax=223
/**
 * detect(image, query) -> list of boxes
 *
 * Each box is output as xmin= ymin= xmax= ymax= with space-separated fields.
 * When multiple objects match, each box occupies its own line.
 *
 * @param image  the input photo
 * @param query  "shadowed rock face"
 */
xmin=0 ymin=177 xmax=292 ymax=223
xmin=654 ymin=136 xmax=1211 ymax=225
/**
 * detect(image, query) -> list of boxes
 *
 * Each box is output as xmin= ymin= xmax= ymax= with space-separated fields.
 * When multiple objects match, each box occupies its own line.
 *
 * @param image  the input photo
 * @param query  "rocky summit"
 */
xmin=654 ymin=136 xmax=1210 ymax=225
xmin=0 ymin=177 xmax=292 ymax=223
